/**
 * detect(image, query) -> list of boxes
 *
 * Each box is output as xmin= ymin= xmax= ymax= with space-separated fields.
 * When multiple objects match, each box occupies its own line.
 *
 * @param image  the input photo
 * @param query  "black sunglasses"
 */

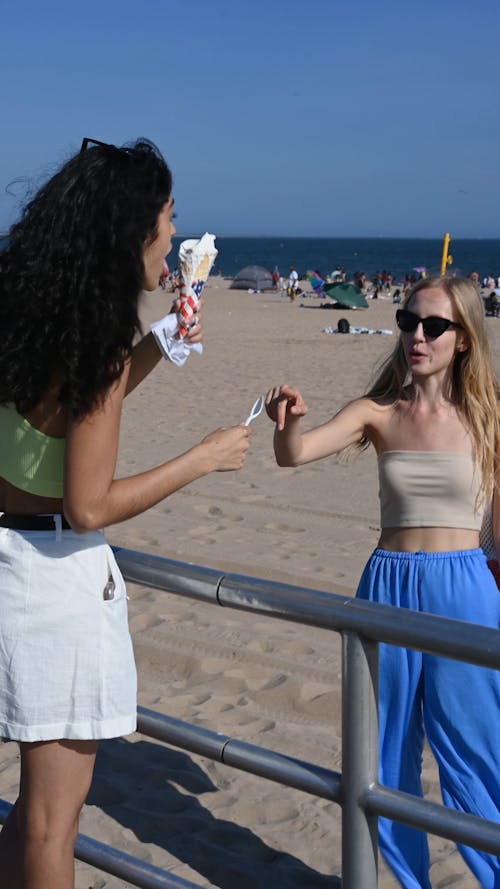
xmin=396 ymin=309 xmax=463 ymax=339
xmin=80 ymin=137 xmax=132 ymax=156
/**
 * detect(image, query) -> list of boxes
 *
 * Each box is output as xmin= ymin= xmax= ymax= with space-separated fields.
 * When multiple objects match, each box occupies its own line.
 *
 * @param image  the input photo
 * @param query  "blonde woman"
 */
xmin=265 ymin=276 xmax=500 ymax=889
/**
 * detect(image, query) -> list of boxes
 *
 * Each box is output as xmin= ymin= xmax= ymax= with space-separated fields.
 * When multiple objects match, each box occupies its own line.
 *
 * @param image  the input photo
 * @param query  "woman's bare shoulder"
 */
xmin=346 ymin=396 xmax=397 ymax=447
xmin=344 ymin=395 xmax=395 ymax=417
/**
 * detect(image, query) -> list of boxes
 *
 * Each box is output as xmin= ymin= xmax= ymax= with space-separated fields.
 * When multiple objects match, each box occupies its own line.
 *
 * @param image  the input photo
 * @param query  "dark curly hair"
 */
xmin=0 ymin=138 xmax=172 ymax=417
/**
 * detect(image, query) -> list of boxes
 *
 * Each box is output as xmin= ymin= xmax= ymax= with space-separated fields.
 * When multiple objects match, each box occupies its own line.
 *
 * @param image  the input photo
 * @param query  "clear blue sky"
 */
xmin=1 ymin=0 xmax=499 ymax=238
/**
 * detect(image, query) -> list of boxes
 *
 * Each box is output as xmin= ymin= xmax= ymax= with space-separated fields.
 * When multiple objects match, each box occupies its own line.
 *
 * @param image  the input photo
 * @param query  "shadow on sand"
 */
xmin=87 ymin=737 xmax=340 ymax=889
xmin=299 ymin=302 xmax=369 ymax=311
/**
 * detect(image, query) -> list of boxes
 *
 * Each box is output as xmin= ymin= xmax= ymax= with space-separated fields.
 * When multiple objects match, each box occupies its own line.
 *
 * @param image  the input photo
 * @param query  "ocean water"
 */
xmin=2 ymin=234 xmax=498 ymax=284
xmin=169 ymin=236 xmax=500 ymax=284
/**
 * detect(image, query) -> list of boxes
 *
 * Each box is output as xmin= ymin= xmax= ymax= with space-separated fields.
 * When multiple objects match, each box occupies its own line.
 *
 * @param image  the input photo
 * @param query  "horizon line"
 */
xmin=172 ymin=233 xmax=500 ymax=242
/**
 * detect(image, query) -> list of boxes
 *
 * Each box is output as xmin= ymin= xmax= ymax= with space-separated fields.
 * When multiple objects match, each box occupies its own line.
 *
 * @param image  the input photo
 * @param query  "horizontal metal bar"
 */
xmin=364 ymin=785 xmax=500 ymax=857
xmin=138 ymin=707 xmax=341 ymax=802
xmin=113 ymin=546 xmax=223 ymax=604
xmin=114 ymin=547 xmax=500 ymax=670
xmin=219 ymin=576 xmax=500 ymax=668
xmin=223 ymin=740 xmax=341 ymax=801
xmin=138 ymin=706 xmax=227 ymax=758
xmin=75 ymin=834 xmax=201 ymax=889
xmin=0 ymin=799 xmax=200 ymax=889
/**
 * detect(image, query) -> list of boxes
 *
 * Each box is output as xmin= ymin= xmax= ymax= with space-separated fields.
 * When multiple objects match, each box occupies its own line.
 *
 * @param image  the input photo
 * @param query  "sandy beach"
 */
xmin=2 ymin=277 xmax=497 ymax=888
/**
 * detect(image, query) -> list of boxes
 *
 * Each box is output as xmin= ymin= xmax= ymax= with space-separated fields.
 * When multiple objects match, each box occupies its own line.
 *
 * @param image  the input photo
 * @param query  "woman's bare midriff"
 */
xmin=378 ymin=526 xmax=480 ymax=553
xmin=0 ymin=476 xmax=64 ymax=514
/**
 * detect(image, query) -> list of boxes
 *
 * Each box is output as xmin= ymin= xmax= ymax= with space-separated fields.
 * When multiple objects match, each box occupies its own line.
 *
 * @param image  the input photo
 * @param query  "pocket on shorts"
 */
xmin=103 ymin=546 xmax=127 ymax=603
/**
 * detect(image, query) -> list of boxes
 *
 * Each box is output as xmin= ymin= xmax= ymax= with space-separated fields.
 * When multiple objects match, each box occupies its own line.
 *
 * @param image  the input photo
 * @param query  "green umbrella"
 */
xmin=322 ymin=282 xmax=369 ymax=309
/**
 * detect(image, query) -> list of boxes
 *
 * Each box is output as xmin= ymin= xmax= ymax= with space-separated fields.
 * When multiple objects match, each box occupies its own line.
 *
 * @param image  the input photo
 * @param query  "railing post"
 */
xmin=342 ymin=631 xmax=379 ymax=888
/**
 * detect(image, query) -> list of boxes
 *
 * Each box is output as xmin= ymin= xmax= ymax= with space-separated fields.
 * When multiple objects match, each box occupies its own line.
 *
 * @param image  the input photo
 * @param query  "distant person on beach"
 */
xmin=265 ymin=275 xmax=500 ymax=889
xmin=169 ymin=265 xmax=181 ymax=292
xmin=353 ymin=270 xmax=367 ymax=292
xmin=0 ymin=137 xmax=250 ymax=889
xmin=272 ymin=265 xmax=280 ymax=290
xmin=331 ymin=265 xmax=344 ymax=281
xmin=287 ymin=265 xmax=299 ymax=301
xmin=468 ymin=271 xmax=480 ymax=291
xmin=488 ymin=290 xmax=500 ymax=317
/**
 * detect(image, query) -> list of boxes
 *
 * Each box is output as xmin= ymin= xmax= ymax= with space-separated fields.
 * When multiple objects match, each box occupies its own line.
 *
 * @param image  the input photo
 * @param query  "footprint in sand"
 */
xmin=186 ymin=524 xmax=217 ymax=536
xmin=192 ymin=503 xmax=245 ymax=522
xmin=260 ymin=673 xmax=288 ymax=691
xmin=238 ymin=493 xmax=269 ymax=504
xmin=247 ymin=639 xmax=276 ymax=654
xmin=252 ymin=718 xmax=276 ymax=732
xmin=280 ymin=643 xmax=315 ymax=656
xmin=262 ymin=522 xmax=306 ymax=533
xmin=166 ymin=692 xmax=211 ymax=712
xmin=300 ymin=682 xmax=334 ymax=703
xmin=254 ymin=800 xmax=301 ymax=825
xmin=129 ymin=613 xmax=165 ymax=633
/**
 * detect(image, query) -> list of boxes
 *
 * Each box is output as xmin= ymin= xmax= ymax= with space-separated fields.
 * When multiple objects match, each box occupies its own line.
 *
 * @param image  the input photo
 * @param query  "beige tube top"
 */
xmin=378 ymin=451 xmax=483 ymax=530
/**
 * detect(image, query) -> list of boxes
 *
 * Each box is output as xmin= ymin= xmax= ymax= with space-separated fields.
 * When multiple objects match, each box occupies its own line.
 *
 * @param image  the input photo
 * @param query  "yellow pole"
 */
xmin=440 ymin=233 xmax=451 ymax=276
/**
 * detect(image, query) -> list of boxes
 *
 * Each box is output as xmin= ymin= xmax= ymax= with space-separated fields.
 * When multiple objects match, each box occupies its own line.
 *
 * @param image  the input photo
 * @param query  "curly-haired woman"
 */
xmin=0 ymin=138 xmax=250 ymax=888
xmin=266 ymin=276 xmax=500 ymax=888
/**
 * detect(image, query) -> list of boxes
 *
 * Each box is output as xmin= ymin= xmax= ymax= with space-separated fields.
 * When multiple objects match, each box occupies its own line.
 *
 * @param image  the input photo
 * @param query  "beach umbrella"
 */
xmin=412 ymin=267 xmax=427 ymax=279
xmin=322 ymin=282 xmax=369 ymax=309
xmin=306 ymin=270 xmax=325 ymax=294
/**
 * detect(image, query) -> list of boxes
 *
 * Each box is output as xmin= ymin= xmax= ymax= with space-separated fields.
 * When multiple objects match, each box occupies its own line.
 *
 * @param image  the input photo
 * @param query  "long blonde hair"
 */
xmin=357 ymin=276 xmax=500 ymax=499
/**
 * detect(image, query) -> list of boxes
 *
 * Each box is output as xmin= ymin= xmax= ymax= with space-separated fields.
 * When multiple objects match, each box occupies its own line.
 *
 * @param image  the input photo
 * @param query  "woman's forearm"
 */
xmin=273 ymin=418 xmax=304 ymax=466
xmin=68 ymin=443 xmax=211 ymax=531
xmin=64 ymin=424 xmax=250 ymax=533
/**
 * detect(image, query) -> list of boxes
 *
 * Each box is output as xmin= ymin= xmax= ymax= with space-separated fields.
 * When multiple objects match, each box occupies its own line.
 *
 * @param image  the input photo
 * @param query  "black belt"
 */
xmin=0 ymin=513 xmax=72 ymax=531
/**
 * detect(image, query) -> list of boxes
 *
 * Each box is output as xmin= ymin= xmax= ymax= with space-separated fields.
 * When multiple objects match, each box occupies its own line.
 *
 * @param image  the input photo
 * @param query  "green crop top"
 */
xmin=0 ymin=403 xmax=65 ymax=498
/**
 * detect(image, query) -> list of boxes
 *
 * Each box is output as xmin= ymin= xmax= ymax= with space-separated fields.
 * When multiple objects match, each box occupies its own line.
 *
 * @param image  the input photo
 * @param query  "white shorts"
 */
xmin=0 ymin=526 xmax=137 ymax=742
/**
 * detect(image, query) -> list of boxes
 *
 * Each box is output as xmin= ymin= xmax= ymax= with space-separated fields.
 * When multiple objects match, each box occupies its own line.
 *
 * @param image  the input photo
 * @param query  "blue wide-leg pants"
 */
xmin=356 ymin=547 xmax=500 ymax=889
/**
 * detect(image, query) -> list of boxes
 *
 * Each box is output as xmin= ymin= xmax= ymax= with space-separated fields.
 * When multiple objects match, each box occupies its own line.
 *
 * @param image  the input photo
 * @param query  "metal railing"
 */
xmin=2 ymin=546 xmax=500 ymax=888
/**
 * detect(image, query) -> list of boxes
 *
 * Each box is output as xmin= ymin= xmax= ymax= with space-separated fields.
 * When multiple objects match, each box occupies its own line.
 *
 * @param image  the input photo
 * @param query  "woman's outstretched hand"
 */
xmin=200 ymin=424 xmax=251 ymax=472
xmin=265 ymin=385 xmax=308 ymax=431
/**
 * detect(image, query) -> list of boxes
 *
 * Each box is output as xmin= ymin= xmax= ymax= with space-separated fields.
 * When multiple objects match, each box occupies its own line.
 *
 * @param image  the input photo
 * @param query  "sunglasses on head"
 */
xmin=395 ymin=309 xmax=463 ymax=339
xmin=80 ymin=137 xmax=133 ymax=157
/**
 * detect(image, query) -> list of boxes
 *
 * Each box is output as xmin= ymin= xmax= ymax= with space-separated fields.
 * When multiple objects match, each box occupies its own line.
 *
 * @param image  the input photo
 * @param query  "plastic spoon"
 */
xmin=244 ymin=395 xmax=264 ymax=426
